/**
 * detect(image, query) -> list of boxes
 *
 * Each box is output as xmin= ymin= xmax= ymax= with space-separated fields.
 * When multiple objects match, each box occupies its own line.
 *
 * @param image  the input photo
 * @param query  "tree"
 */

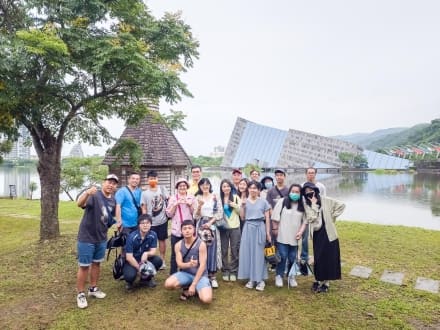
xmin=29 ymin=181 xmax=38 ymax=200
xmin=0 ymin=1 xmax=199 ymax=240
xmin=60 ymin=156 xmax=108 ymax=201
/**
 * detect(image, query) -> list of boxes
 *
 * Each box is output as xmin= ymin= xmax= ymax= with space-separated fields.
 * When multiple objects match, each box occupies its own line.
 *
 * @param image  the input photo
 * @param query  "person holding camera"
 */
xmin=166 ymin=178 xmax=197 ymax=275
xmin=123 ymin=214 xmax=163 ymax=291
xmin=301 ymin=182 xmax=345 ymax=293
xmin=193 ymin=178 xmax=223 ymax=288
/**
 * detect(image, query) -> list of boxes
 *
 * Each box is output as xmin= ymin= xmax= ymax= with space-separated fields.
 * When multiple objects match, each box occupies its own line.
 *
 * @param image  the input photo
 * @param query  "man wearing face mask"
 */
xmin=141 ymin=170 xmax=170 ymax=269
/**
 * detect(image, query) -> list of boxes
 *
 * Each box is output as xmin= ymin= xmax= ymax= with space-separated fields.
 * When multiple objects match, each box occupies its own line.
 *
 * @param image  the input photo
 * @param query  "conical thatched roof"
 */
xmin=103 ymin=111 xmax=191 ymax=167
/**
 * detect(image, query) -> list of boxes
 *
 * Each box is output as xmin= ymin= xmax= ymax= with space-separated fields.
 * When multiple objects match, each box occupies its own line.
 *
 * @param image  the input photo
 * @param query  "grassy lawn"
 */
xmin=0 ymin=199 xmax=439 ymax=329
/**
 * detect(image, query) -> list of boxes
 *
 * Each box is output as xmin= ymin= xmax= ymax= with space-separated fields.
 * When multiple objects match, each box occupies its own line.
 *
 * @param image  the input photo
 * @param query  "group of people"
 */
xmin=75 ymin=166 xmax=345 ymax=308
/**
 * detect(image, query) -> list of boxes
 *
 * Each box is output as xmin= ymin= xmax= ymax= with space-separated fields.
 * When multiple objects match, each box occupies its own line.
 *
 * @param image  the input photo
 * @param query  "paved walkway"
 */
xmin=348 ymin=265 xmax=439 ymax=294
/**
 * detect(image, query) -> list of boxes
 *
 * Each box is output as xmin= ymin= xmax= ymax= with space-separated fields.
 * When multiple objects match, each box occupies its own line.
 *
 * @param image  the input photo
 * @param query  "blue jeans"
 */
xmin=276 ymin=242 xmax=298 ymax=277
xmin=300 ymin=225 xmax=309 ymax=262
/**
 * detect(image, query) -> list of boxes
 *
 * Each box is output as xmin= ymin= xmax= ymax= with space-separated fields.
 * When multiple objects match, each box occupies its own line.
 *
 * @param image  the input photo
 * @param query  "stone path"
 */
xmin=348 ymin=265 xmax=439 ymax=294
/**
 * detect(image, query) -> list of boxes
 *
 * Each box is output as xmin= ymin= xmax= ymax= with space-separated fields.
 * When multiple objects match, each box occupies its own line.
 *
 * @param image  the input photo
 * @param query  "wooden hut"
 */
xmin=102 ymin=109 xmax=192 ymax=192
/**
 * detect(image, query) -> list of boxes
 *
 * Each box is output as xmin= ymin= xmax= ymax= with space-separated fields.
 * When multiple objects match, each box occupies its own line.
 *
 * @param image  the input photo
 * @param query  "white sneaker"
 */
xmin=275 ymin=275 xmax=283 ymax=288
xmin=288 ymin=277 xmax=298 ymax=288
xmin=88 ymin=287 xmax=106 ymax=299
xmin=229 ymin=274 xmax=237 ymax=282
xmin=77 ymin=292 xmax=88 ymax=309
xmin=159 ymin=262 xmax=166 ymax=270
xmin=255 ymin=281 xmax=265 ymax=291
xmin=245 ymin=281 xmax=254 ymax=289
xmin=211 ymin=279 xmax=219 ymax=289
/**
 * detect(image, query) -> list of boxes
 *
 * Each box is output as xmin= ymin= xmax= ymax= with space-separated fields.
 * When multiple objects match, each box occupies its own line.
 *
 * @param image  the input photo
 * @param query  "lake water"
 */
xmin=1 ymin=166 xmax=439 ymax=231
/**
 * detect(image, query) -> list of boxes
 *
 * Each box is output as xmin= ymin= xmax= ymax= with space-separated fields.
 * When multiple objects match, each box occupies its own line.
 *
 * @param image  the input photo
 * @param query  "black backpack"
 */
xmin=112 ymin=253 xmax=125 ymax=280
xmin=106 ymin=231 xmax=125 ymax=280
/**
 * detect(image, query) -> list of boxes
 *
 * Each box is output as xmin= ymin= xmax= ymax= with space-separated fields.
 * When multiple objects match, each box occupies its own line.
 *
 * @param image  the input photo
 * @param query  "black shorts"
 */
xmin=151 ymin=221 xmax=169 ymax=240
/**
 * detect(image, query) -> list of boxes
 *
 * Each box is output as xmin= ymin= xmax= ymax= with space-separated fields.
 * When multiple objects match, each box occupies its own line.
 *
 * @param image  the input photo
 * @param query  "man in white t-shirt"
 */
xmin=141 ymin=170 xmax=169 ymax=269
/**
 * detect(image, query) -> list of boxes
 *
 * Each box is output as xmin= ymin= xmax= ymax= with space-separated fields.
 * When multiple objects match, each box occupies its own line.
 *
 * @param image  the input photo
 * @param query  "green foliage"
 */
xmin=1 ymin=199 xmax=440 ymax=329
xmin=189 ymin=155 xmax=223 ymax=167
xmin=108 ymin=138 xmax=143 ymax=171
xmin=60 ymin=156 xmax=107 ymax=200
xmin=0 ymin=0 xmax=199 ymax=239
xmin=366 ymin=120 xmax=439 ymax=150
xmin=339 ymin=152 xmax=368 ymax=168
xmin=243 ymin=163 xmax=261 ymax=177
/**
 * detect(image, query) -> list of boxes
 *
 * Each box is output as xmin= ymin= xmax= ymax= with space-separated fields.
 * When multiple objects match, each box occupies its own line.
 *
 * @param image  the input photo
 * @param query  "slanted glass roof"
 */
xmin=231 ymin=121 xmax=287 ymax=168
xmin=363 ymin=150 xmax=410 ymax=169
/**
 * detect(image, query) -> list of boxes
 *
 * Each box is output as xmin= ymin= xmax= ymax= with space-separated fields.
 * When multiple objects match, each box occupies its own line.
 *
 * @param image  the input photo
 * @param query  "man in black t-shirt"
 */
xmin=75 ymin=174 xmax=118 ymax=309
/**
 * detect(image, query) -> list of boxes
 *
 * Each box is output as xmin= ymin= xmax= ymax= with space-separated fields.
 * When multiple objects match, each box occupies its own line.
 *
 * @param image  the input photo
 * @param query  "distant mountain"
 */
xmin=332 ymin=119 xmax=439 ymax=151
xmin=332 ymin=127 xmax=408 ymax=147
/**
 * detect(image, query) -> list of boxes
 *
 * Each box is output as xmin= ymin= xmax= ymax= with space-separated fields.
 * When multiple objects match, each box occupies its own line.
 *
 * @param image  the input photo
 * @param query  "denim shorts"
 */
xmin=173 ymin=271 xmax=211 ymax=292
xmin=77 ymin=240 xmax=107 ymax=266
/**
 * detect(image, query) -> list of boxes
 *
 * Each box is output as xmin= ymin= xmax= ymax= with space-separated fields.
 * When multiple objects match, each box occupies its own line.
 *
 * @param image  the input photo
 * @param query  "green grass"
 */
xmin=0 ymin=199 xmax=439 ymax=329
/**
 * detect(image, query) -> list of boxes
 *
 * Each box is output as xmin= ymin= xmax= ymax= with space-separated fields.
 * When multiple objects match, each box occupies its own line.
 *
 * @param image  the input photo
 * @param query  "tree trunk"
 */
xmin=38 ymin=150 xmax=61 ymax=240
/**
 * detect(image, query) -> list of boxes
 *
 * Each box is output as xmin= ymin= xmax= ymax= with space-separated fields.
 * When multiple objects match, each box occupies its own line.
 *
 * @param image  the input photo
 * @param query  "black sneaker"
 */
xmin=311 ymin=281 xmax=320 ymax=292
xmin=140 ymin=278 xmax=157 ymax=288
xmin=317 ymin=284 xmax=329 ymax=293
xmin=299 ymin=261 xmax=308 ymax=276
xmin=125 ymin=282 xmax=133 ymax=291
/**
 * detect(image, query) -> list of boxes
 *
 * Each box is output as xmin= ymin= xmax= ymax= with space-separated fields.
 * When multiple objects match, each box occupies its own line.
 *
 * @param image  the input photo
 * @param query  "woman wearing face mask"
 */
xmin=259 ymin=176 xmax=274 ymax=200
xmin=271 ymin=183 xmax=305 ymax=288
xmin=300 ymin=182 xmax=345 ymax=293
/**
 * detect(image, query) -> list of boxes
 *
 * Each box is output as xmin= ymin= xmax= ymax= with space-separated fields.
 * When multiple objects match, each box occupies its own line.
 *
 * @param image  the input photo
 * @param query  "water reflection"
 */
xmin=327 ymin=172 xmax=440 ymax=230
xmin=1 ymin=166 xmax=439 ymax=230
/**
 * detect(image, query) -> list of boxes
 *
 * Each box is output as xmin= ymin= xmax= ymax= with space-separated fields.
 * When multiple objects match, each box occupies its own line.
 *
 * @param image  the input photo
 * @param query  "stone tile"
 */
xmin=415 ymin=277 xmax=439 ymax=294
xmin=380 ymin=270 xmax=404 ymax=285
xmin=349 ymin=266 xmax=373 ymax=279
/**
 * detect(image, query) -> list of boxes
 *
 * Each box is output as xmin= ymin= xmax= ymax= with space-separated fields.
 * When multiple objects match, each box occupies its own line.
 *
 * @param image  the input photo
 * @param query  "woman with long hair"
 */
xmin=219 ymin=179 xmax=241 ymax=282
xmin=271 ymin=183 xmax=305 ymax=288
xmin=193 ymin=178 xmax=222 ymax=288
xmin=237 ymin=181 xmax=271 ymax=291
xmin=301 ymin=182 xmax=345 ymax=293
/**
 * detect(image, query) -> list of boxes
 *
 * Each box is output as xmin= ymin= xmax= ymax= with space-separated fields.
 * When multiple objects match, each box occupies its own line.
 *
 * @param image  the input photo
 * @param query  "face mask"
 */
xmin=148 ymin=179 xmax=158 ymax=188
xmin=289 ymin=193 xmax=300 ymax=202
xmin=265 ymin=182 xmax=273 ymax=189
xmin=305 ymin=192 xmax=315 ymax=199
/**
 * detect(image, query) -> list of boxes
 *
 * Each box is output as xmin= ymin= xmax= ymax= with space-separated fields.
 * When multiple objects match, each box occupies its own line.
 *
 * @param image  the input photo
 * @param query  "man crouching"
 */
xmin=124 ymin=214 xmax=163 ymax=290
xmin=164 ymin=220 xmax=212 ymax=304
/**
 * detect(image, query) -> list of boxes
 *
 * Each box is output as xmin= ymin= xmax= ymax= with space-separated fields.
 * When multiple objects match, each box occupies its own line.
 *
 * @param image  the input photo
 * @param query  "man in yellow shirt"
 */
xmin=188 ymin=165 xmax=202 ymax=196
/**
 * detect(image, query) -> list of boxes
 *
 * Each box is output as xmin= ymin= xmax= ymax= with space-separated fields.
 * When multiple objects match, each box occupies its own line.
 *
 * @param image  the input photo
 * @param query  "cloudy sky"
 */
xmin=76 ymin=0 xmax=440 ymax=156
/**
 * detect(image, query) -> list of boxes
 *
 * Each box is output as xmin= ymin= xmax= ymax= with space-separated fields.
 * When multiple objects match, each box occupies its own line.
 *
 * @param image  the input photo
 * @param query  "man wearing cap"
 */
xmin=231 ymin=168 xmax=242 ymax=194
xmin=164 ymin=219 xmax=212 ymax=304
xmin=266 ymin=169 xmax=289 ymax=208
xmin=188 ymin=165 xmax=202 ymax=196
xmin=123 ymin=214 xmax=163 ymax=290
xmin=115 ymin=172 xmax=142 ymax=236
xmin=166 ymin=178 xmax=197 ymax=274
xmin=75 ymin=174 xmax=119 ymax=309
